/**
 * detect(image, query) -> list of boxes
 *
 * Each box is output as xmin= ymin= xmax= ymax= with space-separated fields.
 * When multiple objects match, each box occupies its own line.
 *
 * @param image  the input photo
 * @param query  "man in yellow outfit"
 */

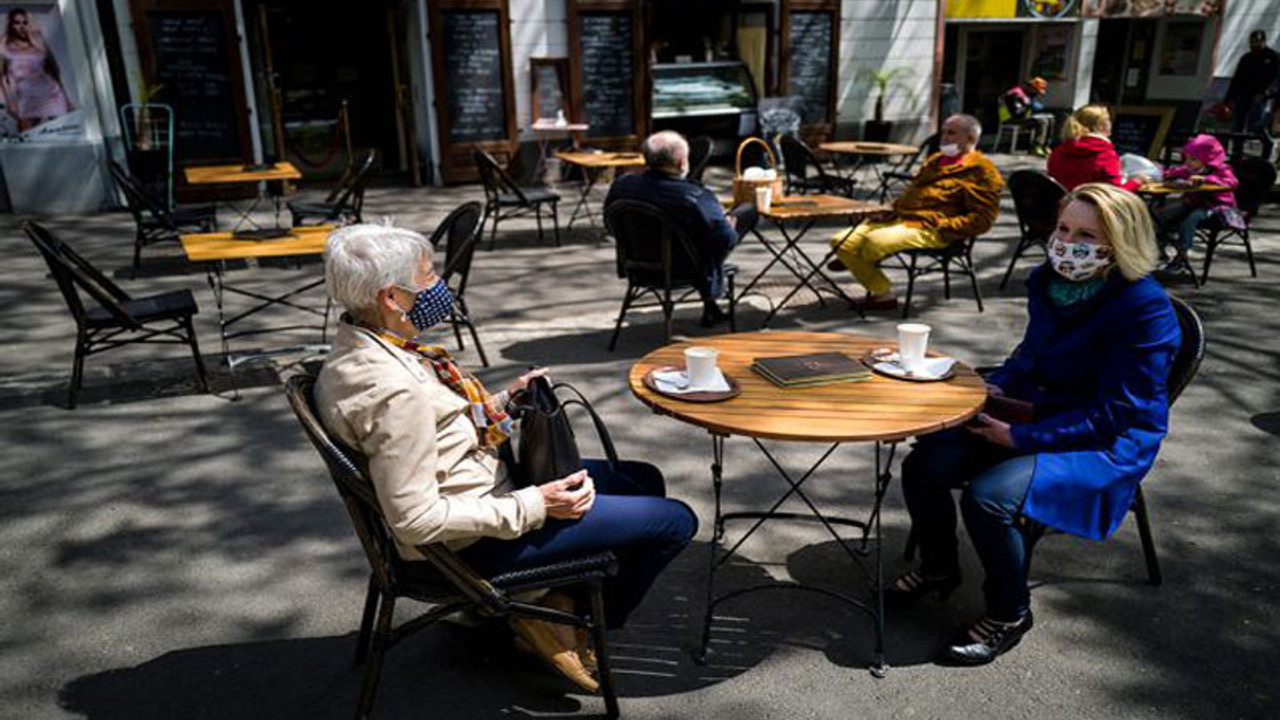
xmin=831 ymin=114 xmax=1003 ymax=311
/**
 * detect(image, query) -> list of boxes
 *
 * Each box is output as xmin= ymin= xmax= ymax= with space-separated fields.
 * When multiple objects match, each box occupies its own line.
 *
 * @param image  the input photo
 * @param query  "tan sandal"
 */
xmin=511 ymin=618 xmax=599 ymax=693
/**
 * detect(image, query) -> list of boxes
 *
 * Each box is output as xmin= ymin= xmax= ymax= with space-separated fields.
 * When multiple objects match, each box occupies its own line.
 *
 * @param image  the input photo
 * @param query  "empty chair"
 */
xmin=687 ymin=135 xmax=713 ymax=186
xmin=894 ymin=236 xmax=985 ymax=318
xmin=289 ymin=148 xmax=377 ymax=226
xmin=1196 ymin=157 xmax=1276 ymax=283
xmin=22 ymin=221 xmax=210 ymax=409
xmin=605 ymin=199 xmax=736 ymax=350
xmin=283 ymin=374 xmax=622 ymax=720
xmin=1003 ymin=170 xmax=1067 ymax=290
xmin=427 ymin=201 xmax=490 ymax=367
xmin=778 ymin=134 xmax=857 ymax=197
xmin=108 ymin=160 xmax=217 ymax=276
xmin=474 ymin=149 xmax=561 ymax=248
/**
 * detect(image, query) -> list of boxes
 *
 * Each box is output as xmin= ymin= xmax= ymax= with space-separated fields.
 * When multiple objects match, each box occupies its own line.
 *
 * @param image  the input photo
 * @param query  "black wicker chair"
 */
xmin=1003 ymin=170 xmax=1066 ymax=290
xmin=475 ymin=149 xmax=561 ymax=248
xmin=427 ymin=201 xmax=490 ymax=367
xmin=1196 ymin=157 xmax=1275 ymax=284
xmin=892 ymin=236 xmax=984 ymax=318
xmin=778 ymin=134 xmax=857 ymax=197
xmin=687 ymin=135 xmax=713 ymax=186
xmin=108 ymin=160 xmax=217 ymax=277
xmin=604 ymin=199 xmax=737 ymax=350
xmin=284 ymin=374 xmax=621 ymax=720
xmin=23 ymin=221 xmax=210 ymax=409
xmin=288 ymin=148 xmax=377 ymax=226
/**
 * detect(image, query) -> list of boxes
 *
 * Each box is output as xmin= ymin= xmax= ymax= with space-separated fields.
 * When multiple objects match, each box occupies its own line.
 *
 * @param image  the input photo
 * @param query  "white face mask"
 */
xmin=1047 ymin=237 xmax=1113 ymax=282
xmin=939 ymin=143 xmax=962 ymax=157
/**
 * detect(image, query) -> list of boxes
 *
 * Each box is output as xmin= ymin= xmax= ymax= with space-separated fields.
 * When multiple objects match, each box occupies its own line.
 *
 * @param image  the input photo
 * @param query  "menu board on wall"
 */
xmin=533 ymin=61 xmax=567 ymax=121
xmin=787 ymin=11 xmax=833 ymax=127
xmin=442 ymin=11 xmax=507 ymax=143
xmin=146 ymin=10 xmax=240 ymax=160
xmin=579 ymin=13 xmax=633 ymax=138
xmin=1111 ymin=106 xmax=1175 ymax=158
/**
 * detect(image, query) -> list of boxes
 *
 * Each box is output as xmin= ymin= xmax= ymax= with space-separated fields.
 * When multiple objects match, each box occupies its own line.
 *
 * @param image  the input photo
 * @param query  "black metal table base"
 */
xmin=735 ymin=219 xmax=865 ymax=327
xmin=695 ymin=434 xmax=895 ymax=677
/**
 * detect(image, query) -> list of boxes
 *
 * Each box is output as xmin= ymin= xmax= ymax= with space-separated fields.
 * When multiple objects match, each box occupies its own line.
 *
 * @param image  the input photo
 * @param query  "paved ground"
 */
xmin=2 ymin=157 xmax=1277 ymax=720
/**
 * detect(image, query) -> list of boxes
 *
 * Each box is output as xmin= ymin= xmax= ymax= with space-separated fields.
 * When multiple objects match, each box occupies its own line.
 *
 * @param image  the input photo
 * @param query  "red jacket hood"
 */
xmin=1056 ymin=135 xmax=1114 ymax=159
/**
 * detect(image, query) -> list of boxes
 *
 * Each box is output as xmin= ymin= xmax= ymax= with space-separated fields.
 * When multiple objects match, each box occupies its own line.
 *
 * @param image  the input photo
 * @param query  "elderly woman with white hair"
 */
xmin=315 ymin=223 xmax=697 ymax=693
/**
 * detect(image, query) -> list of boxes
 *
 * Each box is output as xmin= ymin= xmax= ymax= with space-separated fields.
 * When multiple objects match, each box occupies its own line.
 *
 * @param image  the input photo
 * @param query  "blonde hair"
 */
xmin=1063 ymin=184 xmax=1159 ymax=281
xmin=1061 ymin=105 xmax=1111 ymax=142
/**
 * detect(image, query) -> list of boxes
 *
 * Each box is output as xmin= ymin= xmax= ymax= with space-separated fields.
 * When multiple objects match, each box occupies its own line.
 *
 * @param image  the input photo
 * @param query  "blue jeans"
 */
xmin=1155 ymin=200 xmax=1211 ymax=252
xmin=1231 ymin=94 xmax=1274 ymax=159
xmin=457 ymin=459 xmax=698 ymax=628
xmin=901 ymin=433 xmax=1036 ymax=621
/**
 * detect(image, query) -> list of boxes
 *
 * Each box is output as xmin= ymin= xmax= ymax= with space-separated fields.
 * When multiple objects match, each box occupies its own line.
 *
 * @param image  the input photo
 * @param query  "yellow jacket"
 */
xmin=893 ymin=151 xmax=1004 ymax=242
xmin=315 ymin=320 xmax=546 ymax=560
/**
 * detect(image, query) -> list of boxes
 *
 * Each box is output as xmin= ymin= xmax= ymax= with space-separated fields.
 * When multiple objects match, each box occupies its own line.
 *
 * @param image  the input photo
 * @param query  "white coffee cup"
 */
xmin=897 ymin=323 xmax=931 ymax=373
xmin=755 ymin=185 xmax=773 ymax=214
xmin=684 ymin=346 xmax=720 ymax=388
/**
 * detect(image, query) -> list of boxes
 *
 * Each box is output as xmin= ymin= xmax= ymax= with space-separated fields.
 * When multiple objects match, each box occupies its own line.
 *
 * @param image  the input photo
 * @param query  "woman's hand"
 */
xmin=985 ymin=382 xmax=1005 ymax=398
xmin=540 ymin=470 xmax=596 ymax=520
xmin=965 ymin=413 xmax=1015 ymax=448
xmin=506 ymin=367 xmax=549 ymax=398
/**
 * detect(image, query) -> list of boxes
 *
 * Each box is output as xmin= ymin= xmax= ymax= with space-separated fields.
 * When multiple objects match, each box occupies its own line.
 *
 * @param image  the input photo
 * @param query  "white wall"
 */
xmin=509 ymin=0 xmax=568 ymax=142
xmin=836 ymin=0 xmax=939 ymax=142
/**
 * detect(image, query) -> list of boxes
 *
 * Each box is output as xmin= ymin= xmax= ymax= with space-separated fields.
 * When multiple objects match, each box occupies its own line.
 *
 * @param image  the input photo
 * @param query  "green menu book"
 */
xmin=751 ymin=352 xmax=872 ymax=388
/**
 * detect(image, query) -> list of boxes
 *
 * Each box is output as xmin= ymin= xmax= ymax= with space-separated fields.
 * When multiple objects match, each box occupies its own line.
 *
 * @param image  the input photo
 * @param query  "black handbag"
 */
xmin=511 ymin=377 xmax=618 ymax=486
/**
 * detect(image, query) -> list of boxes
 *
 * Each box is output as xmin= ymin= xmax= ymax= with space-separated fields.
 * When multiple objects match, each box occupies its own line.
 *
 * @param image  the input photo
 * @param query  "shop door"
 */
xmin=961 ymin=29 xmax=1025 ymax=131
xmin=251 ymin=0 xmax=406 ymax=181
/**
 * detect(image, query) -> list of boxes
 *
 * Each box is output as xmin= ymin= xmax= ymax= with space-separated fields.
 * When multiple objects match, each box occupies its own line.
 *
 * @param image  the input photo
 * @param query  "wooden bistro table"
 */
xmin=630 ymin=331 xmax=986 ymax=676
xmin=732 ymin=194 xmax=889 ymax=327
xmin=818 ymin=141 xmax=919 ymax=188
xmin=184 ymin=161 xmax=303 ymax=232
xmin=1136 ymin=182 xmax=1232 ymax=287
xmin=180 ymin=225 xmax=334 ymax=381
xmin=554 ymin=150 xmax=646 ymax=233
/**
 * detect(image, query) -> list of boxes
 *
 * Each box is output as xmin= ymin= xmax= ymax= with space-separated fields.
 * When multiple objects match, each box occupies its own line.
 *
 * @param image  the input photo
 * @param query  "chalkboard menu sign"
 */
xmin=787 ymin=11 xmax=833 ymax=127
xmin=146 ymin=11 xmax=240 ymax=161
xmin=442 ymin=11 xmax=507 ymax=143
xmin=1111 ymin=106 xmax=1174 ymax=158
xmin=533 ymin=61 xmax=567 ymax=121
xmin=579 ymin=14 xmax=633 ymax=138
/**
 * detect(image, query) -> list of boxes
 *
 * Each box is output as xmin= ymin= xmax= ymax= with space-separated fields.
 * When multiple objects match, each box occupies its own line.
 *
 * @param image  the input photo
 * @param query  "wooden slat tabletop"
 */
xmin=721 ymin=194 xmax=890 ymax=221
xmin=179 ymin=225 xmax=334 ymax=262
xmin=629 ymin=331 xmax=986 ymax=443
xmin=555 ymin=151 xmax=647 ymax=169
xmin=1136 ymin=182 xmax=1232 ymax=195
xmin=184 ymin=161 xmax=303 ymax=185
xmin=818 ymin=141 xmax=919 ymax=157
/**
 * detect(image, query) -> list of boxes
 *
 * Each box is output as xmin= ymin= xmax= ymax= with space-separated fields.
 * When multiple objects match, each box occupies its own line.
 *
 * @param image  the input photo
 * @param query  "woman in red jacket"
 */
xmin=1046 ymin=105 xmax=1145 ymax=192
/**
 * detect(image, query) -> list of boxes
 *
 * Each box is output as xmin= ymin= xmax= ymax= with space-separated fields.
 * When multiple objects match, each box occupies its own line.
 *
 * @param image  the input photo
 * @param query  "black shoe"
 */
xmin=943 ymin=611 xmax=1034 ymax=666
xmin=883 ymin=569 xmax=962 ymax=609
xmin=700 ymin=304 xmax=729 ymax=328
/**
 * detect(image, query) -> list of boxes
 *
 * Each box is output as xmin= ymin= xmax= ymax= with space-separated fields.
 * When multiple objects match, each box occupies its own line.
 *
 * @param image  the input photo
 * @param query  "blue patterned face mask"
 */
xmin=396 ymin=278 xmax=453 ymax=331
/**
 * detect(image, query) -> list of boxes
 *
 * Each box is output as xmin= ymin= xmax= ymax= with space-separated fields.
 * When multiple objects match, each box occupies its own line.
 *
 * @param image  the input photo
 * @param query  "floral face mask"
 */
xmin=1047 ymin=237 xmax=1113 ymax=282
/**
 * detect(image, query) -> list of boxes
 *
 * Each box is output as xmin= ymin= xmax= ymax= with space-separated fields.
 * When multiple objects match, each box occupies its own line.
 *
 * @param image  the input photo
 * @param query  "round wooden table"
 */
xmin=628 ymin=330 xmax=986 ymax=675
xmin=817 ymin=141 xmax=920 ymax=158
xmin=629 ymin=331 xmax=986 ymax=443
xmin=1137 ymin=182 xmax=1232 ymax=196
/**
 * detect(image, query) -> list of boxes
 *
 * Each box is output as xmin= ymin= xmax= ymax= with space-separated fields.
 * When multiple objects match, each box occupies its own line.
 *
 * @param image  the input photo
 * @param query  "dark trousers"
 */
xmin=901 ymin=433 xmax=1037 ymax=621
xmin=1231 ymin=93 xmax=1275 ymax=159
xmin=1153 ymin=199 xmax=1212 ymax=252
xmin=698 ymin=204 xmax=759 ymax=304
xmin=458 ymin=459 xmax=697 ymax=628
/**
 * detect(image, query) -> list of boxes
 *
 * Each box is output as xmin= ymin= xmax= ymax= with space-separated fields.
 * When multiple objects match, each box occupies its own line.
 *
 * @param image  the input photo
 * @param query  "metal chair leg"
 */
xmin=966 ymin=254 xmax=984 ymax=313
xmin=184 ymin=317 xmax=212 ymax=393
xmin=355 ymin=594 xmax=396 ymax=720
xmin=1000 ymin=238 xmax=1027 ymax=290
xmin=943 ymin=260 xmax=952 ymax=299
xmin=901 ymin=255 xmax=919 ymax=319
xmin=1132 ymin=487 xmax=1162 ymax=586
xmin=68 ymin=333 xmax=87 ymax=410
xmin=1242 ymin=228 xmax=1257 ymax=278
xmin=1200 ymin=230 xmax=1219 ymax=284
xmin=727 ymin=274 xmax=737 ymax=333
xmin=354 ymin=574 xmax=380 ymax=666
xmin=608 ymin=286 xmax=635 ymax=351
xmin=488 ymin=206 xmax=501 ymax=251
xmin=589 ymin=581 xmax=620 ymax=719
xmin=551 ymin=202 xmax=562 ymax=247
xmin=534 ymin=206 xmax=546 ymax=244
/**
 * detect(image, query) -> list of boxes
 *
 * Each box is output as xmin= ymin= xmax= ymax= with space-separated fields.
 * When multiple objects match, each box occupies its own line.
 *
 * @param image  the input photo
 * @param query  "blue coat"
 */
xmin=988 ymin=266 xmax=1182 ymax=541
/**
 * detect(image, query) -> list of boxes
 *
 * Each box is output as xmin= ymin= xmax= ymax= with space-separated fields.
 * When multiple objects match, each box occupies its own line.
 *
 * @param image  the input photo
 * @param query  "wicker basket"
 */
xmin=732 ymin=137 xmax=784 ymax=206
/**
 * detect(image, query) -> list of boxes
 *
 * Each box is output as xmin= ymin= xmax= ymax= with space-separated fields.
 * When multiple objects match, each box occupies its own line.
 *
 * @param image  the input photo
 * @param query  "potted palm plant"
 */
xmin=863 ymin=67 xmax=911 ymax=142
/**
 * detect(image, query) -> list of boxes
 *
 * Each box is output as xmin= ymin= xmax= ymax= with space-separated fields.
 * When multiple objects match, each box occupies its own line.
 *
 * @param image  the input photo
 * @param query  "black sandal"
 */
xmin=883 ymin=569 xmax=961 ymax=608
xmin=943 ymin=611 xmax=1034 ymax=666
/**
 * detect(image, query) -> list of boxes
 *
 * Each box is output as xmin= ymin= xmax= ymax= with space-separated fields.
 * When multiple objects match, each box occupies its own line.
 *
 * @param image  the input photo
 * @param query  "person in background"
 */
xmin=1226 ymin=29 xmax=1279 ymax=161
xmin=605 ymin=130 xmax=758 ymax=327
xmin=829 ymin=114 xmax=1003 ymax=311
xmin=315 ymin=224 xmax=698 ymax=693
xmin=1154 ymin=134 xmax=1239 ymax=271
xmin=1001 ymin=77 xmax=1054 ymax=156
xmin=1047 ymin=105 xmax=1144 ymax=192
xmin=888 ymin=184 xmax=1180 ymax=666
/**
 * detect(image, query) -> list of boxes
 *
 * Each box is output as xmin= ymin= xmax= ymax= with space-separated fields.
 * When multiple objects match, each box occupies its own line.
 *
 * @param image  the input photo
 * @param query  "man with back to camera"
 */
xmin=1227 ymin=29 xmax=1280 ymax=161
xmin=605 ymin=130 xmax=757 ymax=327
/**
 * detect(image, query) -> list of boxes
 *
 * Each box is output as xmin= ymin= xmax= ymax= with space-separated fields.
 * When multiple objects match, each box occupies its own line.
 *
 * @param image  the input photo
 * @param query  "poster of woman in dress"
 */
xmin=0 ymin=3 xmax=81 ymax=142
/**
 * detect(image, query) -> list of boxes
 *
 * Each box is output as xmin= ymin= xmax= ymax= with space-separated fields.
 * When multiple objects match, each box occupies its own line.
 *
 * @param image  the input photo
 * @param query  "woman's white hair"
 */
xmin=324 ymin=223 xmax=434 ymax=314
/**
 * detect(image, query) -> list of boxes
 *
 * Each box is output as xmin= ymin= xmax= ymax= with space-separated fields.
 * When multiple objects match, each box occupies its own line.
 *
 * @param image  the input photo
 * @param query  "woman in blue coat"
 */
xmin=889 ymin=183 xmax=1182 ymax=665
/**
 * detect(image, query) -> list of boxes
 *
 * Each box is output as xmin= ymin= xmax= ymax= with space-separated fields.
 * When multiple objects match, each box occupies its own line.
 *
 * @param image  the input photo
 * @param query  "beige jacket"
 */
xmin=315 ymin=320 xmax=546 ymax=560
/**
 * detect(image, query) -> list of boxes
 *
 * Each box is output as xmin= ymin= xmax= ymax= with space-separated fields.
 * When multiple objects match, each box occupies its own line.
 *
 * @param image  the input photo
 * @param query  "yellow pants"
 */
xmin=830 ymin=222 xmax=947 ymax=296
